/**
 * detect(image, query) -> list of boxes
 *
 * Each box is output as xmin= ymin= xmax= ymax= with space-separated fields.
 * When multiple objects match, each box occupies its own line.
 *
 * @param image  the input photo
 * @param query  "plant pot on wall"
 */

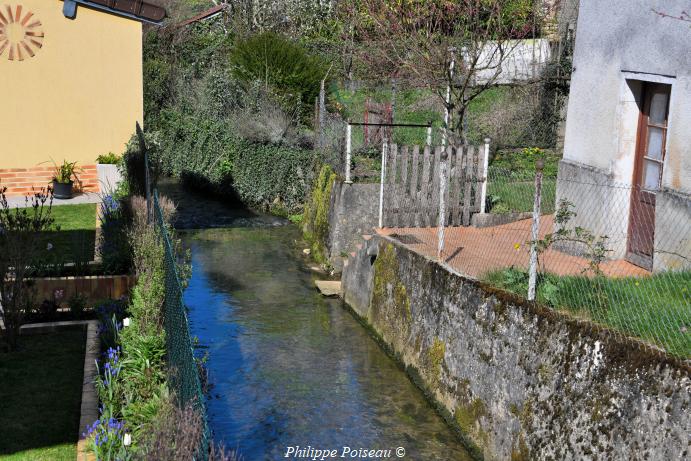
xmin=52 ymin=180 xmax=74 ymax=199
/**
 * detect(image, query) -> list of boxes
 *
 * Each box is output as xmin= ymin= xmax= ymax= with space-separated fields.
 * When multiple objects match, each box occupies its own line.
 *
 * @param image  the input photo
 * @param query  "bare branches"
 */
xmin=341 ymin=0 xmax=542 ymax=139
xmin=652 ymin=8 xmax=691 ymax=24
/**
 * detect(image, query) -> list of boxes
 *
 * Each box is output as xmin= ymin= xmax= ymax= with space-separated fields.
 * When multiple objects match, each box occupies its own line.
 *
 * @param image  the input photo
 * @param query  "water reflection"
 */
xmin=183 ymin=226 xmax=472 ymax=460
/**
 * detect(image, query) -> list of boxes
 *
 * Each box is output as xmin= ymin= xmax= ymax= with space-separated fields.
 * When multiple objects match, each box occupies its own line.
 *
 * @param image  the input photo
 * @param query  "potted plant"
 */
xmin=49 ymin=160 xmax=80 ymax=199
xmin=96 ymin=152 xmax=123 ymax=192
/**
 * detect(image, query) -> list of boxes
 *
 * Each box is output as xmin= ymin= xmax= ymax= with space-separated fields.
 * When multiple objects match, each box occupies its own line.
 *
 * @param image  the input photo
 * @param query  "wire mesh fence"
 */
xmin=379 ymin=145 xmax=691 ymax=359
xmin=153 ymin=189 xmax=210 ymax=459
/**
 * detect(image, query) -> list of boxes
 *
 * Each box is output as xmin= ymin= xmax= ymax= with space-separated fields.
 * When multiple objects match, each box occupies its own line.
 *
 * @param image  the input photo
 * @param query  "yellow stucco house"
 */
xmin=0 ymin=0 xmax=164 ymax=195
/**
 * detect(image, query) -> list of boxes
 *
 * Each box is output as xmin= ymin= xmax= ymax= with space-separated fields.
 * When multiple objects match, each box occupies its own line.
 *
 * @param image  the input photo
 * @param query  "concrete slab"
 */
xmin=315 ymin=280 xmax=342 ymax=297
xmin=5 ymin=192 xmax=102 ymax=208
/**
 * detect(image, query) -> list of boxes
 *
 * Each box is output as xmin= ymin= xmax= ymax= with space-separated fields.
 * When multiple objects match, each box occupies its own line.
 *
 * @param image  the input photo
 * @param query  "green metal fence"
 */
xmin=153 ymin=189 xmax=210 ymax=459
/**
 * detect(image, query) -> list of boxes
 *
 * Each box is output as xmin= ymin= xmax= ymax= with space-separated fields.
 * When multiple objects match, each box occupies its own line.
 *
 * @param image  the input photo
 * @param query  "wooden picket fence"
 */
xmin=381 ymin=144 xmax=487 ymax=228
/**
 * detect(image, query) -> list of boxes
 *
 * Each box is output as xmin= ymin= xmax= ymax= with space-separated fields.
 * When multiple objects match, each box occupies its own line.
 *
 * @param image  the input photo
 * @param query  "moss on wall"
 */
xmin=302 ymin=164 xmax=337 ymax=265
xmin=370 ymin=243 xmax=413 ymax=341
xmin=454 ymin=398 xmax=490 ymax=446
xmin=427 ymin=337 xmax=446 ymax=383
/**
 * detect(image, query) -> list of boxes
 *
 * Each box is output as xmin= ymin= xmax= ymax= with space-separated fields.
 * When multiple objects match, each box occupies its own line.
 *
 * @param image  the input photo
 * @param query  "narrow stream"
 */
xmin=182 ymin=222 xmax=472 ymax=460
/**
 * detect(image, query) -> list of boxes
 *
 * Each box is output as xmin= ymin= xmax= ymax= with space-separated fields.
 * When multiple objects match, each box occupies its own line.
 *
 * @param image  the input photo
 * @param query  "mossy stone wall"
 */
xmin=342 ymin=235 xmax=691 ymax=460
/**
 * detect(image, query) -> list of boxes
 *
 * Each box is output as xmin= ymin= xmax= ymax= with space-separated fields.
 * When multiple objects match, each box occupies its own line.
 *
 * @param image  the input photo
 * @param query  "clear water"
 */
xmin=183 ymin=225 xmax=472 ymax=460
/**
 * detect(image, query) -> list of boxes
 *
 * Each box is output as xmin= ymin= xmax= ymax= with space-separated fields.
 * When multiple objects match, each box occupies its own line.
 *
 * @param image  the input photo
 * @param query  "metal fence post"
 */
xmin=378 ymin=138 xmax=388 ymax=228
xmin=528 ymin=159 xmax=545 ymax=301
xmin=135 ymin=122 xmax=151 ymax=224
xmin=480 ymin=137 xmax=491 ymax=214
xmin=345 ymin=121 xmax=353 ymax=184
xmin=437 ymin=147 xmax=449 ymax=261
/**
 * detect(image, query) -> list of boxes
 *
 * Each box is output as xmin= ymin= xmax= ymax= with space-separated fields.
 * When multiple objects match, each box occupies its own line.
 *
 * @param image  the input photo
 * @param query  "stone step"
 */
xmin=315 ymin=280 xmax=342 ymax=297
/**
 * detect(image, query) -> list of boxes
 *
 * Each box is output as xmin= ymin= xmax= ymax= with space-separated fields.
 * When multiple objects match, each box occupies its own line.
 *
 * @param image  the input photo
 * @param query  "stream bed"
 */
xmin=182 ymin=223 xmax=472 ymax=460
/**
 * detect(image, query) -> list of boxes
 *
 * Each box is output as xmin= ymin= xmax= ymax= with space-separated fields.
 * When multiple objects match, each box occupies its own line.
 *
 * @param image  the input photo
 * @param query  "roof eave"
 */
xmin=63 ymin=0 xmax=166 ymax=25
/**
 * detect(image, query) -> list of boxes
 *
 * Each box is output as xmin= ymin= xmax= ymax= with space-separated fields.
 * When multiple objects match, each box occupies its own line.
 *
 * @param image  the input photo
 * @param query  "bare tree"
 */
xmin=341 ymin=0 xmax=544 ymax=141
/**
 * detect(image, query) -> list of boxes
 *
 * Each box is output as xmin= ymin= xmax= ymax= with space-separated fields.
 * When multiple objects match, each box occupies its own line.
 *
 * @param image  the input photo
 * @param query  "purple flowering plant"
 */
xmin=83 ymin=409 xmax=130 ymax=460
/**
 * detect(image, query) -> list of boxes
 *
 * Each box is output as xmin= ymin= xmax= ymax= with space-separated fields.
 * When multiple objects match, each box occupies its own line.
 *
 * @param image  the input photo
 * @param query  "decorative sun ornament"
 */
xmin=0 ymin=4 xmax=44 ymax=61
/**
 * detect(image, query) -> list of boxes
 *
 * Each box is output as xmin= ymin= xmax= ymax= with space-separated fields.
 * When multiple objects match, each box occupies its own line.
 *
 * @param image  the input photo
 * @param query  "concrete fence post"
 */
xmin=480 ymin=137 xmax=491 ymax=214
xmin=437 ymin=148 xmax=449 ymax=261
xmin=528 ymin=159 xmax=545 ymax=301
xmin=426 ymin=123 xmax=433 ymax=147
xmin=378 ymin=138 xmax=389 ymax=228
xmin=345 ymin=121 xmax=353 ymax=184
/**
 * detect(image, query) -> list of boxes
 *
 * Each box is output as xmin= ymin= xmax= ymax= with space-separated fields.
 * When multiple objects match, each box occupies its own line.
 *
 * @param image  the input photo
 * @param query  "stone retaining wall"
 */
xmin=342 ymin=235 xmax=690 ymax=460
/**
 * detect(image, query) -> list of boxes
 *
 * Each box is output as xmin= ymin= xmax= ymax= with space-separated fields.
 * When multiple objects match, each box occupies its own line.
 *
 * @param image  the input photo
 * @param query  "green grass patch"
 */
xmin=485 ymin=268 xmax=691 ymax=357
xmin=486 ymin=149 xmax=560 ymax=214
xmin=0 ymin=330 xmax=86 ymax=459
xmin=487 ymin=177 xmax=556 ymax=214
xmin=39 ymin=204 xmax=97 ymax=265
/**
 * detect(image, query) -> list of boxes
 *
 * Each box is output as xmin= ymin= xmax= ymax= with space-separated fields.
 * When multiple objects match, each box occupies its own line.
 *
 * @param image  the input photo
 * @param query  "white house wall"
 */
xmin=557 ymin=0 xmax=690 ymax=270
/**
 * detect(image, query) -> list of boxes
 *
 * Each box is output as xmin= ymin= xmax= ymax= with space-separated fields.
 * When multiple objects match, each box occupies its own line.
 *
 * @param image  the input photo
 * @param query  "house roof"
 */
xmin=177 ymin=4 xmax=227 ymax=27
xmin=65 ymin=0 xmax=166 ymax=24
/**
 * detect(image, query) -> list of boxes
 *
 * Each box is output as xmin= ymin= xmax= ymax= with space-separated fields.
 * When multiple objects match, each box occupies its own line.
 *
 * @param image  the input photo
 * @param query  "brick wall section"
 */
xmin=0 ymin=164 xmax=100 ymax=196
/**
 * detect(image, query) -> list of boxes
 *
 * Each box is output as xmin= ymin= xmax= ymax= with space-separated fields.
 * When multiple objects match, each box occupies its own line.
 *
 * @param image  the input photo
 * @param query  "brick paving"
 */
xmin=378 ymin=215 xmax=650 ymax=280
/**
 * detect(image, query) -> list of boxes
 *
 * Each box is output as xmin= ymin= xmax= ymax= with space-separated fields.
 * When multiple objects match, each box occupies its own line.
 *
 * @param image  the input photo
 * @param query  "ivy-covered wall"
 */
xmin=342 ymin=236 xmax=691 ymax=460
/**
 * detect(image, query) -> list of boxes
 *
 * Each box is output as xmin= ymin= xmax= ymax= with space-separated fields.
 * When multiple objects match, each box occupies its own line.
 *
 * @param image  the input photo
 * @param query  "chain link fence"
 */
xmin=379 ymin=145 xmax=691 ymax=359
xmin=153 ymin=187 xmax=210 ymax=458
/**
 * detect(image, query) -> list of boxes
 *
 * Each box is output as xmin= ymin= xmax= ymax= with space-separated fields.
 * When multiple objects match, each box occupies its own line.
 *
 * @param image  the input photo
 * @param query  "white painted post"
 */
xmin=345 ymin=122 xmax=353 ymax=184
xmin=528 ymin=159 xmax=545 ymax=301
xmin=426 ymin=123 xmax=433 ymax=147
xmin=442 ymin=50 xmax=456 ymax=149
xmin=378 ymin=138 xmax=388 ymax=228
xmin=437 ymin=149 xmax=448 ymax=261
xmin=480 ymin=138 xmax=491 ymax=214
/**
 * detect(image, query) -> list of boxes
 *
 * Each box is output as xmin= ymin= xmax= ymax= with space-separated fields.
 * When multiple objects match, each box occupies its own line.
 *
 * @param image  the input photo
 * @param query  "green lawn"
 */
xmin=487 ymin=176 xmax=557 ymax=214
xmin=485 ymin=268 xmax=691 ymax=358
xmin=0 ymin=330 xmax=86 ymax=460
xmin=38 ymin=203 xmax=97 ymax=266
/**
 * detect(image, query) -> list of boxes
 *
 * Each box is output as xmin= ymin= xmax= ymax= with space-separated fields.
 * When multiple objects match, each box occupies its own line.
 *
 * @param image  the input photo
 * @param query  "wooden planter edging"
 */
xmin=78 ymin=321 xmax=99 ymax=461
xmin=29 ymin=274 xmax=136 ymax=307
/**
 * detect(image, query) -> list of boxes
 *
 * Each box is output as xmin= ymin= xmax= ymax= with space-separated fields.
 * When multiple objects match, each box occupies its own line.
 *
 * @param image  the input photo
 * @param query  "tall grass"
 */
xmin=485 ymin=268 xmax=691 ymax=357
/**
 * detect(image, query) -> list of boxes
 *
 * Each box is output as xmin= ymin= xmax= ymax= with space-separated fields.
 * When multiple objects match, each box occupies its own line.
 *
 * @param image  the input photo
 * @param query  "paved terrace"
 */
xmin=378 ymin=215 xmax=650 ymax=280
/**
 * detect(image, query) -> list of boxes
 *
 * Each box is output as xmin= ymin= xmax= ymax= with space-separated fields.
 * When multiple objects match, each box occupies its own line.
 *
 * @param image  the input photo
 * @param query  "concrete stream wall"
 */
xmin=342 ymin=235 xmax=690 ymax=460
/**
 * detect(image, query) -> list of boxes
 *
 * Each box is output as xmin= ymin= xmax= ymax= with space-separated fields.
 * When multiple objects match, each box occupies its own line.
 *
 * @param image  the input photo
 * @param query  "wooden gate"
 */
xmin=381 ymin=144 xmax=487 ymax=228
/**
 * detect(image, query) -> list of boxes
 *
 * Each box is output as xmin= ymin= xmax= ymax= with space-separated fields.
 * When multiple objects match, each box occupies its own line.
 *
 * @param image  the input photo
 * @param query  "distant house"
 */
xmin=556 ymin=0 xmax=690 ymax=272
xmin=0 ymin=0 xmax=165 ymax=195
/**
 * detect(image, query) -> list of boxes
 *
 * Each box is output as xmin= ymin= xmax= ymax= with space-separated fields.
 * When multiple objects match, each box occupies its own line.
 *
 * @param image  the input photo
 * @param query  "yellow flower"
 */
xmin=514 ymin=243 xmax=521 ymax=250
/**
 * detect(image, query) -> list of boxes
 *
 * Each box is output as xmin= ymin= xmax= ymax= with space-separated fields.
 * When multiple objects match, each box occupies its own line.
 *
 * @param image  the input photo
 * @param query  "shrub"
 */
xmin=122 ymin=131 xmax=163 ymax=197
xmin=0 ymin=188 xmax=55 ymax=351
xmin=99 ymin=195 xmax=132 ymax=274
xmin=231 ymin=140 xmax=319 ymax=214
xmin=97 ymin=152 xmax=122 ymax=165
xmin=230 ymin=32 xmax=325 ymax=116
xmin=68 ymin=293 xmax=88 ymax=317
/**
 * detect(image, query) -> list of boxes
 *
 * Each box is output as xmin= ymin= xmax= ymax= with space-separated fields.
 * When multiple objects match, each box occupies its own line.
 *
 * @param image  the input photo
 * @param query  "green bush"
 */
xmin=230 ymin=32 xmax=324 ymax=115
xmin=232 ymin=141 xmax=319 ymax=214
